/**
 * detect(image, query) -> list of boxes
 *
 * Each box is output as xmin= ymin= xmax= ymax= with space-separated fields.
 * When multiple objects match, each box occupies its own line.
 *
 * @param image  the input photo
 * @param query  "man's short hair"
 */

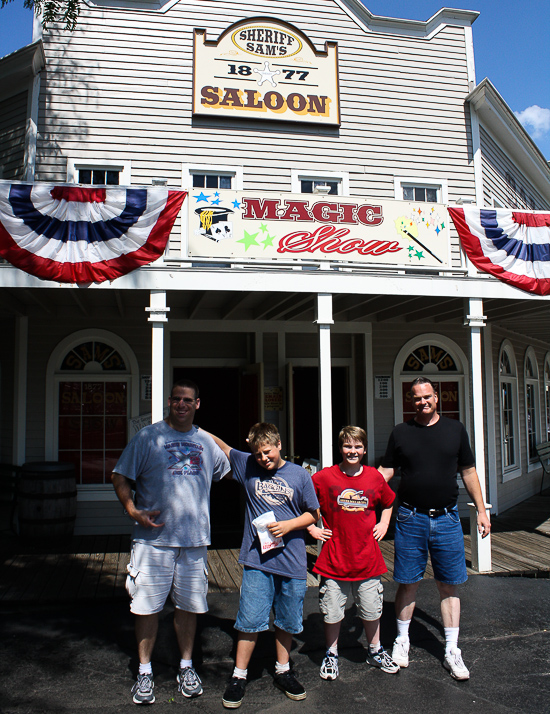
xmin=247 ymin=423 xmax=281 ymax=450
xmin=410 ymin=376 xmax=437 ymax=393
xmin=338 ymin=425 xmax=368 ymax=449
xmin=170 ymin=379 xmax=199 ymax=399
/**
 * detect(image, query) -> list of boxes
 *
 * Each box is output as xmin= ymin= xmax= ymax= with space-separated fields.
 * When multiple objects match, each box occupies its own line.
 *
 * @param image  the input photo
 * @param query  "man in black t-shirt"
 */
xmin=379 ymin=377 xmax=490 ymax=681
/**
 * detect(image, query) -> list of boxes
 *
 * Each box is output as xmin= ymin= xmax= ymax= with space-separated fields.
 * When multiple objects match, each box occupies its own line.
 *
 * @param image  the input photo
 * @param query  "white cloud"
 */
xmin=514 ymin=105 xmax=550 ymax=139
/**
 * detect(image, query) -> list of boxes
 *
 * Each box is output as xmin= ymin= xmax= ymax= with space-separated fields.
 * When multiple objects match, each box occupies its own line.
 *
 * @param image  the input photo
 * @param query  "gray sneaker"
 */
xmin=177 ymin=666 xmax=203 ymax=698
xmin=131 ymin=673 xmax=155 ymax=705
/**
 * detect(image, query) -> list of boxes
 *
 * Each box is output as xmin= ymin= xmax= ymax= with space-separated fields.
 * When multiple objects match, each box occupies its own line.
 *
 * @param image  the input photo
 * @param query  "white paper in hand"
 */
xmin=252 ymin=510 xmax=284 ymax=553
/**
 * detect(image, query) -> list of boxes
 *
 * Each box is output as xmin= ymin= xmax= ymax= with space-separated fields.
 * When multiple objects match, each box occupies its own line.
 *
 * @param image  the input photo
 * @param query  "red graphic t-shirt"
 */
xmin=312 ymin=464 xmax=395 ymax=581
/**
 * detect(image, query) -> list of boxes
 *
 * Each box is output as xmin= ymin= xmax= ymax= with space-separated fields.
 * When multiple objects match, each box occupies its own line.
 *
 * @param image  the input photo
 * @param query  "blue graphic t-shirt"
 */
xmin=230 ymin=449 xmax=319 ymax=579
xmin=113 ymin=421 xmax=230 ymax=547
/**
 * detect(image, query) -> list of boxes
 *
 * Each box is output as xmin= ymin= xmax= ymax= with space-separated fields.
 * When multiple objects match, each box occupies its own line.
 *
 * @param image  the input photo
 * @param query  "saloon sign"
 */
xmin=188 ymin=190 xmax=451 ymax=268
xmin=193 ymin=17 xmax=340 ymax=125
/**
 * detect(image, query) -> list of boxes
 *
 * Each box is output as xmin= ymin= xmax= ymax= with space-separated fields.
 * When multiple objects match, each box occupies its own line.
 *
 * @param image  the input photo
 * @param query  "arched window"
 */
xmin=46 ymin=330 xmax=139 ymax=488
xmin=499 ymin=341 xmax=519 ymax=474
xmin=394 ymin=334 xmax=468 ymax=424
xmin=524 ymin=348 xmax=540 ymax=462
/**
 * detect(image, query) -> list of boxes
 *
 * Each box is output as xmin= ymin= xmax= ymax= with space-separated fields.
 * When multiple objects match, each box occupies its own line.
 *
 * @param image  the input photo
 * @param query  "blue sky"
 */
xmin=1 ymin=0 xmax=549 ymax=158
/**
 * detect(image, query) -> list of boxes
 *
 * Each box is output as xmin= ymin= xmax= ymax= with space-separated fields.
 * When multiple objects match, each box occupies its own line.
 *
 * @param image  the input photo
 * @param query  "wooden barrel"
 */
xmin=18 ymin=462 xmax=77 ymax=540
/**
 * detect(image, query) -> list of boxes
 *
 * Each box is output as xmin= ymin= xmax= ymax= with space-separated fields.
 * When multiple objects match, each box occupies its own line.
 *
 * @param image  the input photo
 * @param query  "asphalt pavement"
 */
xmin=0 ymin=575 xmax=548 ymax=713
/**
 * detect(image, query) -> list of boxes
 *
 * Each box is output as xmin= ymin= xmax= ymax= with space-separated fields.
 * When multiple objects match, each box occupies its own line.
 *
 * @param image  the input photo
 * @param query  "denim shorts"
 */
xmin=319 ymin=577 xmax=383 ymax=623
xmin=235 ymin=566 xmax=307 ymax=635
xmin=393 ymin=505 xmax=468 ymax=585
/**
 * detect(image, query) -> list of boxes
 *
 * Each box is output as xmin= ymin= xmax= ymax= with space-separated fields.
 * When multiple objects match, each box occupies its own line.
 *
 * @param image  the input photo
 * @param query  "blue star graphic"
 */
xmin=194 ymin=192 xmax=210 ymax=203
xmin=214 ymin=191 xmax=220 ymax=198
xmin=211 ymin=198 xmax=221 ymax=205
xmin=435 ymin=226 xmax=441 ymax=235
xmin=232 ymin=199 xmax=241 ymax=209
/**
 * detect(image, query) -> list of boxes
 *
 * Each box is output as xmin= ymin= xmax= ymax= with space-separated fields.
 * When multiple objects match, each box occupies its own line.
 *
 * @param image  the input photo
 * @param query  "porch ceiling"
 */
xmin=1 ymin=287 xmax=550 ymax=344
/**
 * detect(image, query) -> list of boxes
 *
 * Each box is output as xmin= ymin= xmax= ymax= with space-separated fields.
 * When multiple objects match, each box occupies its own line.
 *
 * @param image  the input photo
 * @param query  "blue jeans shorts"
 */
xmin=394 ymin=505 xmax=468 ymax=585
xmin=235 ymin=566 xmax=307 ymax=635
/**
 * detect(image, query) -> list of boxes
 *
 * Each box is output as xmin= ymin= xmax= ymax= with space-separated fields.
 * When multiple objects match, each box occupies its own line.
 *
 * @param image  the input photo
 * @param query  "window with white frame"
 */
xmin=524 ymin=348 xmax=540 ymax=462
xmin=182 ymin=164 xmax=243 ymax=191
xmin=499 ymin=341 xmax=519 ymax=473
xmin=67 ymin=159 xmax=131 ymax=186
xmin=394 ymin=176 xmax=448 ymax=204
xmin=544 ymin=355 xmax=550 ymax=442
xmin=291 ymin=170 xmax=349 ymax=196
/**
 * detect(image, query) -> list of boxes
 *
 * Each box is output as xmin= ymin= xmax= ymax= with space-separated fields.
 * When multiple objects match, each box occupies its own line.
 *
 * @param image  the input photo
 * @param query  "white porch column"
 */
xmin=146 ymin=291 xmax=170 ymax=423
xmin=315 ymin=294 xmax=333 ymax=467
xmin=13 ymin=316 xmax=28 ymax=465
xmin=465 ymin=298 xmax=492 ymax=572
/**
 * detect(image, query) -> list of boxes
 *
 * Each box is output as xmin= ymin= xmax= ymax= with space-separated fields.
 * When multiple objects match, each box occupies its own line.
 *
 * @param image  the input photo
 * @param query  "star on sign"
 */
xmin=262 ymin=234 xmax=275 ymax=248
xmin=254 ymin=61 xmax=281 ymax=87
xmin=194 ymin=192 xmax=210 ymax=203
xmin=232 ymin=199 xmax=241 ymax=209
xmin=238 ymin=230 xmax=260 ymax=250
xmin=415 ymin=249 xmax=424 ymax=260
xmin=211 ymin=197 xmax=221 ymax=206
xmin=260 ymin=223 xmax=268 ymax=232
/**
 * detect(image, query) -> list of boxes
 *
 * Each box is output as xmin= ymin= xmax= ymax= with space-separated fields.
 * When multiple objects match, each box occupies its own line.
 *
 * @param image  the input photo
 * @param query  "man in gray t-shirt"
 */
xmin=112 ymin=379 xmax=230 ymax=705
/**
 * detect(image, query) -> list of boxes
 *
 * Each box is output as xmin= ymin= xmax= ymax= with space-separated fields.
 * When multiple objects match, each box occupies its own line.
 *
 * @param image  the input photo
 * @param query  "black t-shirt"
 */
xmin=381 ymin=416 xmax=475 ymax=509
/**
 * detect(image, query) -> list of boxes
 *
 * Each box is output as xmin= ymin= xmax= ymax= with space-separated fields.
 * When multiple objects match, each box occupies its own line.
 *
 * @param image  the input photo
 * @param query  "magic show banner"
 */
xmin=187 ymin=190 xmax=451 ymax=268
xmin=193 ymin=17 xmax=340 ymax=125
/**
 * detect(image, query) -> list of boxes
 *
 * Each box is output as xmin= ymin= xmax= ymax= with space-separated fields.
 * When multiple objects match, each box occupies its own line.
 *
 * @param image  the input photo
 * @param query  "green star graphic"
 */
xmin=441 ymin=222 xmax=445 ymax=229
xmin=415 ymin=249 xmax=424 ymax=260
xmin=237 ymin=230 xmax=260 ymax=251
xmin=408 ymin=244 xmax=415 ymax=254
xmin=262 ymin=234 xmax=275 ymax=249
xmin=260 ymin=223 xmax=268 ymax=233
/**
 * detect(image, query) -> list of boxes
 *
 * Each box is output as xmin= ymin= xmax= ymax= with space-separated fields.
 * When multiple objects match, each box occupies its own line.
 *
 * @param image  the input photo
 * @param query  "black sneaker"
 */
xmin=131 ymin=673 xmax=155 ymax=704
xmin=366 ymin=647 xmax=400 ymax=674
xmin=222 ymin=677 xmax=246 ymax=709
xmin=273 ymin=670 xmax=307 ymax=700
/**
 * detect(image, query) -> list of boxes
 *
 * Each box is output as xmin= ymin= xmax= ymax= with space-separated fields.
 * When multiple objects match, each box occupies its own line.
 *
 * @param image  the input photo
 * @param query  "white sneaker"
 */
xmin=391 ymin=638 xmax=410 ymax=668
xmin=444 ymin=647 xmax=470 ymax=680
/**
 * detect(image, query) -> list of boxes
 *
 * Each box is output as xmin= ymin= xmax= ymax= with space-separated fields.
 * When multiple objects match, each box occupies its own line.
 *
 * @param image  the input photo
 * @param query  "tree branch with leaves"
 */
xmin=1 ymin=0 xmax=79 ymax=31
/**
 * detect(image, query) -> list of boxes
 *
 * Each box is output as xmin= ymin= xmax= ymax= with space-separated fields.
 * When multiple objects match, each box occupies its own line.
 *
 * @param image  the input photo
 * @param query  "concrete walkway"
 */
xmin=1 ymin=575 xmax=548 ymax=713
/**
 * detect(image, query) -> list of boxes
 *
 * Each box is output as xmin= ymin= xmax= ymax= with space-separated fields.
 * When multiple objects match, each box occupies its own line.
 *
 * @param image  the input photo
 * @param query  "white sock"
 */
xmin=396 ymin=618 xmax=411 ymax=640
xmin=275 ymin=661 xmax=290 ymax=675
xmin=233 ymin=666 xmax=247 ymax=680
xmin=180 ymin=658 xmax=193 ymax=670
xmin=139 ymin=662 xmax=153 ymax=675
xmin=327 ymin=644 xmax=338 ymax=656
xmin=444 ymin=627 xmax=459 ymax=653
xmin=369 ymin=641 xmax=381 ymax=653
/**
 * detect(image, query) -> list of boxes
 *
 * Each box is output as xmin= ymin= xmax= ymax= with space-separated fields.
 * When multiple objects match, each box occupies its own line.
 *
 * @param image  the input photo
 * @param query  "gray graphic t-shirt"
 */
xmin=113 ymin=421 xmax=230 ymax=547
xmin=230 ymin=449 xmax=319 ymax=579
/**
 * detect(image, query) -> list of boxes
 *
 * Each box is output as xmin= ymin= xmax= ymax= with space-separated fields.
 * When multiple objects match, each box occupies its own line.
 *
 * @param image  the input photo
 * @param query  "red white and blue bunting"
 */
xmin=0 ymin=184 xmax=187 ymax=284
xmin=448 ymin=207 xmax=550 ymax=296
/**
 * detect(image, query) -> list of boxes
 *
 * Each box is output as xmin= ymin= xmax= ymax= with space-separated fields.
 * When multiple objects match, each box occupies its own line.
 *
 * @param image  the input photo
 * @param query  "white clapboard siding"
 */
xmin=0 ymin=90 xmax=28 ymax=180
xmin=36 ymin=0 xmax=475 ymax=270
xmin=480 ymin=127 xmax=549 ymax=210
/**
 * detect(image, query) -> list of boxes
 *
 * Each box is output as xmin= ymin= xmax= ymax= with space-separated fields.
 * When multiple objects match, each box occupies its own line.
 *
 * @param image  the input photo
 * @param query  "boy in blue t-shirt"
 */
xmin=205 ymin=423 xmax=319 ymax=709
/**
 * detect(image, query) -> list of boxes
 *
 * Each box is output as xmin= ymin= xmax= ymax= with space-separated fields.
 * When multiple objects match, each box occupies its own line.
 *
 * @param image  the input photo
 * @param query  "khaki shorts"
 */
xmin=126 ymin=542 xmax=208 ymax=615
xmin=319 ymin=576 xmax=383 ymax=623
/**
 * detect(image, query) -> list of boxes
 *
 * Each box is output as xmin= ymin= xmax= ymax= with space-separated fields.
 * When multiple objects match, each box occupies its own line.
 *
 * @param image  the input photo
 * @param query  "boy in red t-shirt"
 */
xmin=308 ymin=426 xmax=398 ymax=680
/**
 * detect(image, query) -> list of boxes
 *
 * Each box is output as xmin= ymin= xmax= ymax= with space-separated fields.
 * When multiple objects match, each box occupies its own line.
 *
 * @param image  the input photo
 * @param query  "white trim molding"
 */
xmin=291 ymin=169 xmax=349 ymax=196
xmin=393 ymin=176 xmax=449 ymax=203
xmin=67 ymin=158 xmax=132 ymax=185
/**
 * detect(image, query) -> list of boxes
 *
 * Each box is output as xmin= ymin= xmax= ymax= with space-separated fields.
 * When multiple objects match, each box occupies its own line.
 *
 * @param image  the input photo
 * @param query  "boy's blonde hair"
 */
xmin=247 ymin=422 xmax=281 ymax=450
xmin=338 ymin=425 xmax=367 ymax=449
